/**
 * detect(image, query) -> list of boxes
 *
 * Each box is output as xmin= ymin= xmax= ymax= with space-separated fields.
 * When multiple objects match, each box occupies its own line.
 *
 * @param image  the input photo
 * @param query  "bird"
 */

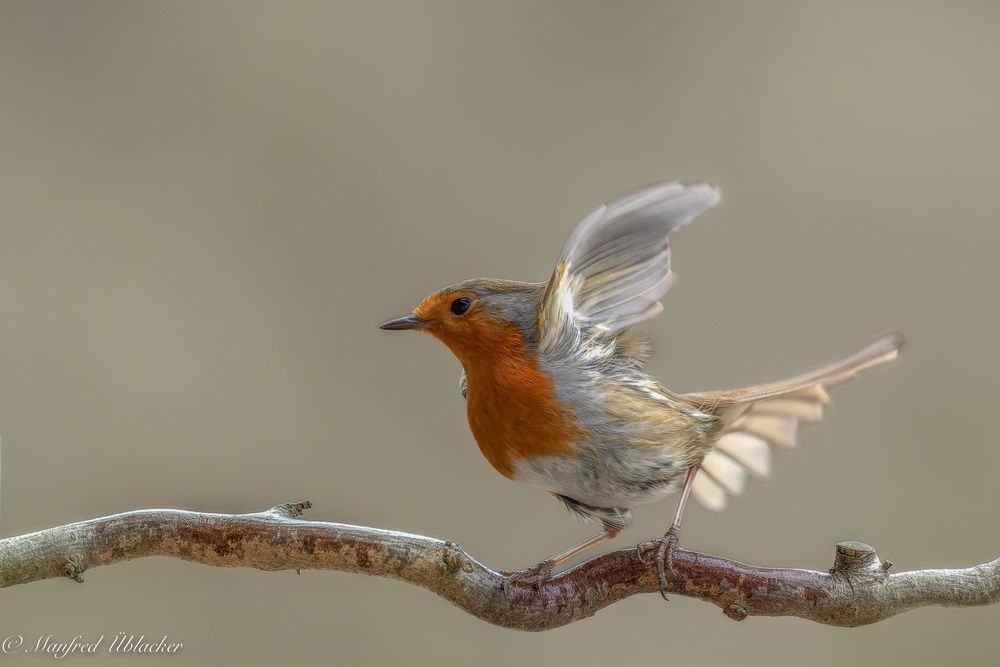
xmin=380 ymin=181 xmax=903 ymax=595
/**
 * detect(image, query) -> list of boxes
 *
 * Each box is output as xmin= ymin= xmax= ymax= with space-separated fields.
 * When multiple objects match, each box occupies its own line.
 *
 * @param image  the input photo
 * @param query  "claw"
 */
xmin=502 ymin=560 xmax=554 ymax=596
xmin=654 ymin=527 xmax=680 ymax=600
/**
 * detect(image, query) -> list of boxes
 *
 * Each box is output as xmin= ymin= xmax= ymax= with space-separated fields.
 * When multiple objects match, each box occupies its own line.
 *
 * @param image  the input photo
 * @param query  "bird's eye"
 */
xmin=450 ymin=297 xmax=472 ymax=316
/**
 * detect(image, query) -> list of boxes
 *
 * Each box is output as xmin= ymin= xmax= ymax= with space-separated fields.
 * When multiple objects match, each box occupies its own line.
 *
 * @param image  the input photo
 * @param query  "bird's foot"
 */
xmin=640 ymin=527 xmax=679 ymax=600
xmin=501 ymin=560 xmax=555 ymax=595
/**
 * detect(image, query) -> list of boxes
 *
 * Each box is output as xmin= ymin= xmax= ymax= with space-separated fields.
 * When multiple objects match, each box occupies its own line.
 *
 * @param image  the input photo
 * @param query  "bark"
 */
xmin=1 ymin=501 xmax=997 ymax=631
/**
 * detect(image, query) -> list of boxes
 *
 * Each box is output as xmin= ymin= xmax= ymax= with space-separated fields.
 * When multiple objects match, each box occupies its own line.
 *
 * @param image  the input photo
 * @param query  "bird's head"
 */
xmin=380 ymin=279 xmax=545 ymax=365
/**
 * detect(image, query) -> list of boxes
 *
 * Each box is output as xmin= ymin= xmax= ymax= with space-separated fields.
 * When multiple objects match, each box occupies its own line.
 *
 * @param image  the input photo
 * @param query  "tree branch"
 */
xmin=1 ymin=501 xmax=996 ymax=630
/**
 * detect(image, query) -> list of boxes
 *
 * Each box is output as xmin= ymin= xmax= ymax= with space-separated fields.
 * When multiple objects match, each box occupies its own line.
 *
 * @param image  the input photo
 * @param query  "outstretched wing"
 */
xmin=538 ymin=181 xmax=721 ymax=352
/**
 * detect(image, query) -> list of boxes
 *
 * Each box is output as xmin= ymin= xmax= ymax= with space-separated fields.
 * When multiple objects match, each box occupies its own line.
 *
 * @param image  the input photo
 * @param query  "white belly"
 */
xmin=512 ymin=446 xmax=689 ymax=511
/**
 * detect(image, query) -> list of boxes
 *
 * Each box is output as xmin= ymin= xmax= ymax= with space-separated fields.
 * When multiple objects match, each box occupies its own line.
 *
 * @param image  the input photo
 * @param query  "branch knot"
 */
xmin=441 ymin=541 xmax=473 ymax=576
xmin=268 ymin=500 xmax=313 ymax=519
xmin=832 ymin=541 xmax=884 ymax=577
xmin=723 ymin=602 xmax=749 ymax=621
xmin=64 ymin=554 xmax=86 ymax=583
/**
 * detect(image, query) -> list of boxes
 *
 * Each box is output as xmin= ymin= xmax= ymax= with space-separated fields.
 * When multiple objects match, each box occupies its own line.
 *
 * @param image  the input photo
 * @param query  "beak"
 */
xmin=379 ymin=314 xmax=430 ymax=331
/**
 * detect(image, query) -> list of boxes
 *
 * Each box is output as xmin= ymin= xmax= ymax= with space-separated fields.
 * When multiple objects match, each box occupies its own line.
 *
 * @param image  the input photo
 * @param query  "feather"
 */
xmin=751 ymin=397 xmax=824 ymax=423
xmin=701 ymin=451 xmax=746 ymax=495
xmin=687 ymin=333 xmax=904 ymax=406
xmin=691 ymin=472 xmax=727 ymax=511
xmin=690 ymin=332 xmax=905 ymax=511
xmin=740 ymin=414 xmax=799 ymax=449
xmin=614 ymin=328 xmax=655 ymax=367
xmin=716 ymin=432 xmax=771 ymax=477
xmin=538 ymin=182 xmax=721 ymax=352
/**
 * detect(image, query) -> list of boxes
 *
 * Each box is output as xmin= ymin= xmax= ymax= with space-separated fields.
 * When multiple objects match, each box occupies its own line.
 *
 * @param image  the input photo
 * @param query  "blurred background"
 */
xmin=1 ymin=1 xmax=998 ymax=665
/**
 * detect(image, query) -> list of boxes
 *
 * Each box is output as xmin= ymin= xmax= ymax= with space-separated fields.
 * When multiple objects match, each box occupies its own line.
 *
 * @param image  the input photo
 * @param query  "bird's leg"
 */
xmin=503 ymin=528 xmax=620 ymax=594
xmin=639 ymin=464 xmax=699 ymax=600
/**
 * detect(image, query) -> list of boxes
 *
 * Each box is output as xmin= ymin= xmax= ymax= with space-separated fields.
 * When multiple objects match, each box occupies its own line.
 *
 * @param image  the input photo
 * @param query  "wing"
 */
xmin=538 ymin=181 xmax=721 ymax=352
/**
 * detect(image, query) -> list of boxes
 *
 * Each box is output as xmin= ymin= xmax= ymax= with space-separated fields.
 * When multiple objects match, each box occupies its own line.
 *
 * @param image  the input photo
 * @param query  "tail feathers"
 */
xmin=689 ymin=332 xmax=904 ymax=406
xmin=686 ymin=332 xmax=904 ymax=511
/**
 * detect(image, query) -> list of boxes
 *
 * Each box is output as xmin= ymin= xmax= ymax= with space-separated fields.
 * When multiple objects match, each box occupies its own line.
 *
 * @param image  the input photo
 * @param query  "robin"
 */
xmin=381 ymin=181 xmax=903 ymax=595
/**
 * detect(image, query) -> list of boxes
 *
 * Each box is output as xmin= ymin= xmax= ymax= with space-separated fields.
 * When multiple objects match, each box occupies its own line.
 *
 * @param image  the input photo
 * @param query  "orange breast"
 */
xmin=431 ymin=314 xmax=577 ymax=478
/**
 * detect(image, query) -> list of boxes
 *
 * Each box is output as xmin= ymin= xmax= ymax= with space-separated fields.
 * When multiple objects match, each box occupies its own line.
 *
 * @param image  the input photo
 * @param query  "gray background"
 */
xmin=2 ymin=1 xmax=998 ymax=665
